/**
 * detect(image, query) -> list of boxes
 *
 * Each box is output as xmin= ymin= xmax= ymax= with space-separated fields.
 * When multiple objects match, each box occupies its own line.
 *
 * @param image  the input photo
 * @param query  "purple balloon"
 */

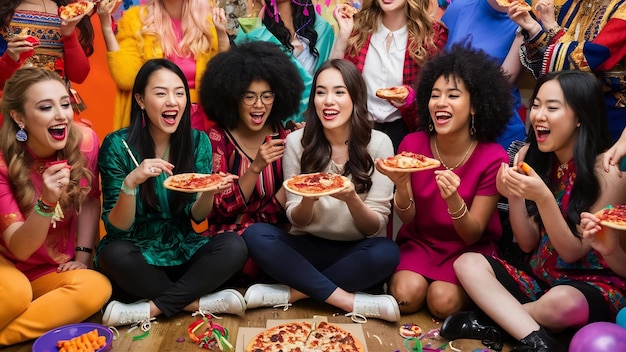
xmin=569 ymin=322 xmax=626 ymax=352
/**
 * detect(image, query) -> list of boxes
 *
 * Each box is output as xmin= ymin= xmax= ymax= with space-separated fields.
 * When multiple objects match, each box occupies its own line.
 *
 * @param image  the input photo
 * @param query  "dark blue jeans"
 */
xmin=242 ymin=223 xmax=400 ymax=302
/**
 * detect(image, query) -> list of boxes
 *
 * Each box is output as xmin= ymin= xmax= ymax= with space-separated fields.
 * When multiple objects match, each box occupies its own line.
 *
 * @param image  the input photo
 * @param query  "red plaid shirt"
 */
xmin=345 ymin=21 xmax=448 ymax=131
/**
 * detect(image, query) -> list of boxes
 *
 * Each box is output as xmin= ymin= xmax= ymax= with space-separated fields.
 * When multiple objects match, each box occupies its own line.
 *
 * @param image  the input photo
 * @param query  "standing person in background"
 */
xmin=377 ymin=45 xmax=510 ymax=328
xmin=200 ymin=41 xmax=303 ymax=282
xmin=0 ymin=0 xmax=95 ymax=123
xmin=97 ymin=0 xmax=229 ymax=130
xmin=441 ymin=0 xmax=527 ymax=151
xmin=0 ymin=68 xmax=111 ymax=346
xmin=96 ymin=59 xmax=247 ymax=329
xmin=236 ymin=0 xmax=335 ymax=126
xmin=242 ymin=59 xmax=401 ymax=323
xmin=453 ymin=71 xmax=626 ymax=351
xmin=508 ymin=0 xmax=626 ymax=141
xmin=332 ymin=0 xmax=448 ymax=150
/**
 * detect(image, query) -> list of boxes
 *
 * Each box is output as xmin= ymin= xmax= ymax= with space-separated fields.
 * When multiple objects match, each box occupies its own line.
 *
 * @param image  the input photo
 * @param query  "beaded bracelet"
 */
xmin=120 ymin=180 xmax=137 ymax=196
xmin=34 ymin=202 xmax=54 ymax=217
xmin=36 ymin=198 xmax=55 ymax=213
xmin=394 ymin=193 xmax=414 ymax=212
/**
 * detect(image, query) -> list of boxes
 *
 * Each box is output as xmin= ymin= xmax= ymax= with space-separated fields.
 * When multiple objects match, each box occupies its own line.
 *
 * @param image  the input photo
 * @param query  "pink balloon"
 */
xmin=569 ymin=322 xmax=626 ymax=352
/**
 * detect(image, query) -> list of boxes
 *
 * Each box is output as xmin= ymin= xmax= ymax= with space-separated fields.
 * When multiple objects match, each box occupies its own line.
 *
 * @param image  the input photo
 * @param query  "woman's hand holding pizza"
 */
xmin=580 ymin=212 xmax=620 ymax=257
xmin=375 ymin=159 xmax=411 ymax=186
xmin=59 ymin=13 xmax=87 ymax=37
xmin=333 ymin=5 xmax=355 ymax=40
xmin=329 ymin=181 xmax=357 ymax=203
xmin=497 ymin=161 xmax=550 ymax=203
xmin=507 ymin=2 xmax=541 ymax=35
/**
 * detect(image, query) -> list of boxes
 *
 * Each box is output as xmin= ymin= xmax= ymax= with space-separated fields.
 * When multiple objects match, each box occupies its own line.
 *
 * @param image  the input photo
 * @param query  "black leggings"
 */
xmin=97 ymin=232 xmax=247 ymax=317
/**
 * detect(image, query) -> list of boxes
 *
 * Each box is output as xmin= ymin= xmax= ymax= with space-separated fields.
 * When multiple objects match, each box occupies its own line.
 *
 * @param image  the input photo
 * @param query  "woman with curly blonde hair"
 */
xmin=331 ymin=0 xmax=447 ymax=150
xmin=0 ymin=68 xmax=111 ymax=346
xmin=97 ymin=0 xmax=230 ymax=130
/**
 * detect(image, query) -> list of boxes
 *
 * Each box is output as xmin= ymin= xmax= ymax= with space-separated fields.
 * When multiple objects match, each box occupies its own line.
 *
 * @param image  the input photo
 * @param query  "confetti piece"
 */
xmin=176 ymin=337 xmax=184 ymax=343
xmin=372 ymin=334 xmax=382 ymax=345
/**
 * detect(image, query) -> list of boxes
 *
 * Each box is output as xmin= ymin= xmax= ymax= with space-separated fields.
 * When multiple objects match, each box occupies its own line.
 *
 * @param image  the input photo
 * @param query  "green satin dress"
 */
xmin=96 ymin=128 xmax=212 ymax=267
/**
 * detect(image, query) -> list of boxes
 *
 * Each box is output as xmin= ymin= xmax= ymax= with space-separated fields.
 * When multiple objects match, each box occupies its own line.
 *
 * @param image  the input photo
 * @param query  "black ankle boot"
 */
xmin=440 ymin=311 xmax=504 ymax=351
xmin=512 ymin=327 xmax=565 ymax=352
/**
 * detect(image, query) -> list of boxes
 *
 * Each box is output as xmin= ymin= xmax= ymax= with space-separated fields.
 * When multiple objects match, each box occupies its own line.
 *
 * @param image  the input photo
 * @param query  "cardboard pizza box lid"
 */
xmin=235 ymin=316 xmax=368 ymax=352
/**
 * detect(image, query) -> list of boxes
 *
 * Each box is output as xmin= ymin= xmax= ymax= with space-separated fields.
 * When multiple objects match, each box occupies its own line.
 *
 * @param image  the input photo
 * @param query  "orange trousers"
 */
xmin=0 ymin=256 xmax=112 ymax=346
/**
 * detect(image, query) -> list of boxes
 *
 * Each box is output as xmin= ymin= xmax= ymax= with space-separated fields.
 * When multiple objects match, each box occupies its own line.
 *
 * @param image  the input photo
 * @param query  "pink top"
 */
xmin=0 ymin=126 xmax=100 ymax=280
xmin=395 ymin=132 xmax=508 ymax=284
xmin=168 ymin=18 xmax=196 ymax=89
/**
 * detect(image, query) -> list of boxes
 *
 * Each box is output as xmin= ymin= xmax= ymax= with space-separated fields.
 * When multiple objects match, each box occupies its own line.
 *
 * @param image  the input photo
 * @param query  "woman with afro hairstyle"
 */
xmin=235 ymin=0 xmax=335 ymax=125
xmin=242 ymin=59 xmax=401 ymax=323
xmin=199 ymin=41 xmax=303 ymax=281
xmin=376 ymin=44 xmax=511 ymax=321
xmin=332 ymin=0 xmax=448 ymax=150
xmin=0 ymin=0 xmax=95 ymax=120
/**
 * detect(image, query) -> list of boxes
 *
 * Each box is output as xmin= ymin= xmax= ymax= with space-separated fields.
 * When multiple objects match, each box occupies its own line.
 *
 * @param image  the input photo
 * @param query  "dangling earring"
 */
xmin=16 ymin=125 xmax=28 ymax=142
xmin=470 ymin=114 xmax=477 ymax=136
xmin=428 ymin=122 xmax=434 ymax=132
xmin=141 ymin=109 xmax=146 ymax=128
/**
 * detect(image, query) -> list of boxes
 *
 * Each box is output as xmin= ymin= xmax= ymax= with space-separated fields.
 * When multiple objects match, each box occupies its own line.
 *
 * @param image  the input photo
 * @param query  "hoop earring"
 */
xmin=428 ymin=122 xmax=434 ymax=132
xmin=16 ymin=126 xmax=28 ymax=142
xmin=470 ymin=114 xmax=476 ymax=136
xmin=141 ymin=109 xmax=146 ymax=128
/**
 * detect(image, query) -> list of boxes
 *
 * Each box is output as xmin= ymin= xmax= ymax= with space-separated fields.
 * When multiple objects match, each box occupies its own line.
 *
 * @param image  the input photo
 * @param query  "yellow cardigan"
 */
xmin=107 ymin=6 xmax=218 ymax=129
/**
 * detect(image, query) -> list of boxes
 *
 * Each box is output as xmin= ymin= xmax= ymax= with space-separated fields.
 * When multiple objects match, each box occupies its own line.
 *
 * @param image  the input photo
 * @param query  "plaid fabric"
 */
xmin=345 ymin=21 xmax=448 ymax=132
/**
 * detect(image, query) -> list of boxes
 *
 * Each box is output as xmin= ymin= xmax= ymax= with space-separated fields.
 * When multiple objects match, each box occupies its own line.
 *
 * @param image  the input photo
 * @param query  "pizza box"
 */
xmin=235 ymin=316 xmax=368 ymax=352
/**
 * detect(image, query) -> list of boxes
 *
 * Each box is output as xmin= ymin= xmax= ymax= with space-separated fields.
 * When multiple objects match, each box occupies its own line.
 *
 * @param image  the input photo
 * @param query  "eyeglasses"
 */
xmin=242 ymin=92 xmax=275 ymax=106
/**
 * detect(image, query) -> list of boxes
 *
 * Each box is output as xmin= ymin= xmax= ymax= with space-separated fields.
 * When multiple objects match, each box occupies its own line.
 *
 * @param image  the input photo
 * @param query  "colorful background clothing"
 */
xmin=96 ymin=128 xmax=212 ymax=267
xmin=344 ymin=22 xmax=447 ymax=132
xmin=0 ymin=125 xmax=100 ymax=281
xmin=395 ymin=132 xmax=508 ymax=285
xmin=441 ymin=0 xmax=526 ymax=150
xmin=0 ymin=10 xmax=89 ymax=88
xmin=491 ymin=158 xmax=626 ymax=320
xmin=235 ymin=16 xmax=335 ymax=123
xmin=206 ymin=125 xmax=289 ymax=236
xmin=520 ymin=0 xmax=626 ymax=140
xmin=107 ymin=6 xmax=219 ymax=129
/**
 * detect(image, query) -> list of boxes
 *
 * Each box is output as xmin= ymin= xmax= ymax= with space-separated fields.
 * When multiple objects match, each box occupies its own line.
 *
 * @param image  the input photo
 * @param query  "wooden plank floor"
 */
xmin=2 ymin=291 xmax=516 ymax=352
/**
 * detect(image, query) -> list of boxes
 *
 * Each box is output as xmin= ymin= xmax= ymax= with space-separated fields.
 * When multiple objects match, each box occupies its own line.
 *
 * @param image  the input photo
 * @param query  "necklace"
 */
xmin=433 ymin=138 xmax=474 ymax=171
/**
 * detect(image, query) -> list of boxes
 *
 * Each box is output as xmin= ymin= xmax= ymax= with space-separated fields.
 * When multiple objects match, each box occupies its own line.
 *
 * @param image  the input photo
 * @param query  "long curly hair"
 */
xmin=126 ymin=59 xmax=195 ymax=215
xmin=0 ymin=68 xmax=92 ymax=215
xmin=416 ymin=43 xmax=513 ymax=143
xmin=346 ymin=0 xmax=435 ymax=65
xmin=200 ymin=41 xmax=303 ymax=130
xmin=524 ymin=71 xmax=612 ymax=237
xmin=0 ymin=0 xmax=95 ymax=56
xmin=262 ymin=0 xmax=318 ymax=58
xmin=140 ymin=0 xmax=214 ymax=58
xmin=301 ymin=59 xmax=374 ymax=193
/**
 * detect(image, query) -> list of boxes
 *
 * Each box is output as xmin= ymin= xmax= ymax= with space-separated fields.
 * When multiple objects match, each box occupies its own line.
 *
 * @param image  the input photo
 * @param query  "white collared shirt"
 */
xmin=363 ymin=22 xmax=408 ymax=123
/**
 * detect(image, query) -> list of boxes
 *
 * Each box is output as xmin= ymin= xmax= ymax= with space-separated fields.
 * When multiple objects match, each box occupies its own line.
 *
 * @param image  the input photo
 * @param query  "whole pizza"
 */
xmin=163 ymin=173 xmax=222 ymax=193
xmin=58 ymin=1 xmax=95 ymax=20
xmin=595 ymin=205 xmax=626 ymax=231
xmin=246 ymin=321 xmax=365 ymax=352
xmin=380 ymin=151 xmax=441 ymax=172
xmin=284 ymin=172 xmax=350 ymax=197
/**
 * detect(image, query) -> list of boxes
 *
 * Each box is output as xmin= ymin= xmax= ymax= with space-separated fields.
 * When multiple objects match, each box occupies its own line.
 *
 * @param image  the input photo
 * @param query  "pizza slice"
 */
xmin=381 ymin=151 xmax=441 ymax=172
xmin=163 ymin=173 xmax=223 ymax=193
xmin=303 ymin=321 xmax=365 ymax=352
xmin=59 ymin=1 xmax=95 ymax=20
xmin=595 ymin=205 xmax=626 ymax=231
xmin=495 ymin=0 xmax=532 ymax=11
xmin=376 ymin=86 xmax=409 ymax=101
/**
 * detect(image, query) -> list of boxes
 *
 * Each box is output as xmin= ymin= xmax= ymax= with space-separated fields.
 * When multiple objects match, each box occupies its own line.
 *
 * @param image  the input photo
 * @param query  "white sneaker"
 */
xmin=244 ymin=283 xmax=291 ymax=310
xmin=347 ymin=292 xmax=400 ymax=323
xmin=102 ymin=300 xmax=151 ymax=327
xmin=199 ymin=289 xmax=246 ymax=316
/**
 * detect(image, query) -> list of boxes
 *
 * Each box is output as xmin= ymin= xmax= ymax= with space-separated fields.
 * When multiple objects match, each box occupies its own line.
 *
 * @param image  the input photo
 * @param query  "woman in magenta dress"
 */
xmin=376 ymin=44 xmax=511 ymax=319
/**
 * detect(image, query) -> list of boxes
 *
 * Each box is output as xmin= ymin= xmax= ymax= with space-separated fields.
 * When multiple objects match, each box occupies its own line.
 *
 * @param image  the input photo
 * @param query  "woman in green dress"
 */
xmin=95 ymin=59 xmax=248 ymax=328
